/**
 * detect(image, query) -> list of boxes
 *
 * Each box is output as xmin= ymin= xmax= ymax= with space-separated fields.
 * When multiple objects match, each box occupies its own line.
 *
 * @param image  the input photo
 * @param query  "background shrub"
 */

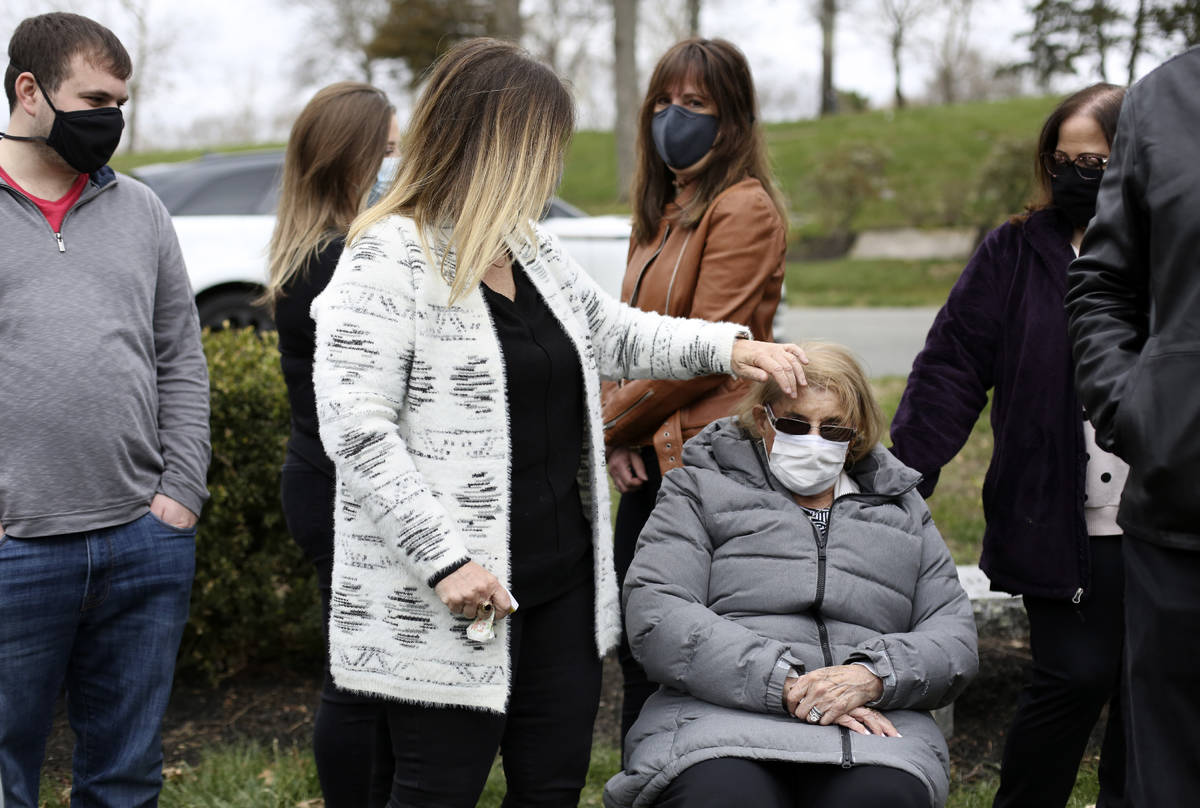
xmin=179 ymin=327 xmax=322 ymax=682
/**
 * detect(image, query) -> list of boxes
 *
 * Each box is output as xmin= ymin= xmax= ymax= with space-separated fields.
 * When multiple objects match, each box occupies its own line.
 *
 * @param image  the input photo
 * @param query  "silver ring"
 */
xmin=807 ymin=706 xmax=823 ymax=723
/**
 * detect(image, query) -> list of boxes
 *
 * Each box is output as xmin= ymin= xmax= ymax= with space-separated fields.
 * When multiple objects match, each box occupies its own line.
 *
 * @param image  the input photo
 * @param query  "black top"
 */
xmin=482 ymin=264 xmax=592 ymax=607
xmin=275 ymin=237 xmax=342 ymax=478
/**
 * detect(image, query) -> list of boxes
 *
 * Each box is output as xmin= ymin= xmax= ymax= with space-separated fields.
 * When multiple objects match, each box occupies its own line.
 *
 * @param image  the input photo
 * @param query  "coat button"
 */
xmin=663 ymin=431 xmax=670 ymax=438
xmin=665 ymin=443 xmax=672 ymax=449
xmin=669 ymin=457 xmax=676 ymax=463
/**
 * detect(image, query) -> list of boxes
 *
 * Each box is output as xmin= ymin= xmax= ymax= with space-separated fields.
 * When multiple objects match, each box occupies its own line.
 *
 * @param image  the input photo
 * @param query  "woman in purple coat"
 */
xmin=890 ymin=84 xmax=1128 ymax=808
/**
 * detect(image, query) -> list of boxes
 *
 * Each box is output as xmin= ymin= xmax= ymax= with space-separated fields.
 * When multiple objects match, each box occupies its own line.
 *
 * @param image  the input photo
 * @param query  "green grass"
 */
xmin=110 ymin=95 xmax=1055 ymax=235
xmin=41 ymin=741 xmax=1096 ymax=806
xmin=786 ymin=258 xmax=964 ymax=308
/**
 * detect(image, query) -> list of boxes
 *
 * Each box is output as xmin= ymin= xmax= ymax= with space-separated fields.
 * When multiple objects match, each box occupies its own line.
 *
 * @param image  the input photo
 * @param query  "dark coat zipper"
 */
xmin=627 ymin=225 xmax=671 ymax=309
xmin=806 ymin=506 xmax=854 ymax=768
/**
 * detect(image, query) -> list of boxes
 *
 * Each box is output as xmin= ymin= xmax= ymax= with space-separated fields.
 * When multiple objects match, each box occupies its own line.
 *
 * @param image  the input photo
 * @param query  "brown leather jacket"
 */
xmin=601 ymin=177 xmax=786 ymax=473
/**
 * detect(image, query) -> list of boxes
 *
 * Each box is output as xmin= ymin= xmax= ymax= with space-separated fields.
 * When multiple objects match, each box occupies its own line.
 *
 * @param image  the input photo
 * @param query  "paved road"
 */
xmin=780 ymin=306 xmax=939 ymax=378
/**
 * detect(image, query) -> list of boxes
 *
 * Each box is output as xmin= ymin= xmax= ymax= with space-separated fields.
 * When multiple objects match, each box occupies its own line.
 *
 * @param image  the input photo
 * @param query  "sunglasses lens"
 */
xmin=775 ymin=417 xmax=810 ymax=436
xmin=820 ymin=425 xmax=856 ymax=442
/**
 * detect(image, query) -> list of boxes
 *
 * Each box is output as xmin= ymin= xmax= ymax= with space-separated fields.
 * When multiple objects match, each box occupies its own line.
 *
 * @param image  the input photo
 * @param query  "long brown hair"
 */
xmin=261 ymin=81 xmax=392 ymax=311
xmin=348 ymin=38 xmax=574 ymax=304
xmin=631 ymin=38 xmax=786 ymax=243
xmin=1016 ymin=82 xmax=1125 ymax=221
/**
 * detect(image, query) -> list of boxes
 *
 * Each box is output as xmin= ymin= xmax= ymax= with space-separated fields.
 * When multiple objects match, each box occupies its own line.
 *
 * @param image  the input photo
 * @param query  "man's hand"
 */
xmin=607 ymin=446 xmax=649 ymax=493
xmin=150 ymin=494 xmax=198 ymax=530
xmin=434 ymin=561 xmax=513 ymax=620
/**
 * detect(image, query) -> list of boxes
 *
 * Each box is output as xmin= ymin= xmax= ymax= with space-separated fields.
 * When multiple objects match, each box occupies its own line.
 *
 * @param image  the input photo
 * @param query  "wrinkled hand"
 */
xmin=434 ymin=561 xmax=513 ymax=620
xmin=785 ymin=665 xmax=889 ymax=732
xmin=607 ymin=446 xmax=649 ymax=493
xmin=729 ymin=340 xmax=808 ymax=396
xmin=150 ymin=494 xmax=198 ymax=530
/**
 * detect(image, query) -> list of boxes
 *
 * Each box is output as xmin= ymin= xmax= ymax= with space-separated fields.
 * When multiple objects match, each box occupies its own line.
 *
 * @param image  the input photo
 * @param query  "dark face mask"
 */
xmin=1 ymin=76 xmax=124 ymax=174
xmin=1051 ymin=170 xmax=1101 ymax=230
xmin=651 ymin=104 xmax=719 ymax=170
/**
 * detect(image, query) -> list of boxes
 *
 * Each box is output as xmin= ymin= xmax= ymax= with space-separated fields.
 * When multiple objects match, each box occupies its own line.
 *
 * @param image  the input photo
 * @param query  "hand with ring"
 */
xmin=784 ymin=665 xmax=898 ymax=736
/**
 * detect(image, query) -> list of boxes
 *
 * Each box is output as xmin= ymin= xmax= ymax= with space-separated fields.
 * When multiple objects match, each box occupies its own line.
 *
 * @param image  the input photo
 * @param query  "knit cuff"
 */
xmin=426 ymin=556 xmax=471 ymax=588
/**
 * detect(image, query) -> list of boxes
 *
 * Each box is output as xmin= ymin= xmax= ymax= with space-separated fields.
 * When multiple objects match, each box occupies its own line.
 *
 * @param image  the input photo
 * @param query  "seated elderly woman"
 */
xmin=604 ymin=342 xmax=979 ymax=808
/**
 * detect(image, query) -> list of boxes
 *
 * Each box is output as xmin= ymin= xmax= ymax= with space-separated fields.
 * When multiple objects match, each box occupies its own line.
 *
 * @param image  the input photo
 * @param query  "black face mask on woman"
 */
xmin=651 ymin=104 xmax=719 ymax=170
xmin=1051 ymin=171 xmax=1102 ymax=230
xmin=0 ymin=74 xmax=124 ymax=174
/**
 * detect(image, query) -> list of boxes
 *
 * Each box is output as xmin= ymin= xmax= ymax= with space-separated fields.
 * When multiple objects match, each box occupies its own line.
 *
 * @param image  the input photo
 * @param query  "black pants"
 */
xmin=655 ymin=757 xmax=927 ymax=808
xmin=612 ymin=446 xmax=664 ymax=751
xmin=993 ymin=535 xmax=1126 ymax=808
xmin=383 ymin=578 xmax=602 ymax=808
xmin=1122 ymin=536 xmax=1200 ymax=806
xmin=281 ymin=459 xmax=393 ymax=808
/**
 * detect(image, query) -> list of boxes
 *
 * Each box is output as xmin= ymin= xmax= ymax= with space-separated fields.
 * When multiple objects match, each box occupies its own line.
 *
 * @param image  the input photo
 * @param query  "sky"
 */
xmin=0 ymin=0 xmax=1177 ymax=150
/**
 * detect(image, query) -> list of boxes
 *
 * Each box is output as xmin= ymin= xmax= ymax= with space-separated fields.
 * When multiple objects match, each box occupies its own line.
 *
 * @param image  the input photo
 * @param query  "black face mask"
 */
xmin=651 ymin=104 xmax=719 ymax=170
xmin=1051 ymin=170 xmax=1101 ymax=230
xmin=0 ymin=75 xmax=124 ymax=174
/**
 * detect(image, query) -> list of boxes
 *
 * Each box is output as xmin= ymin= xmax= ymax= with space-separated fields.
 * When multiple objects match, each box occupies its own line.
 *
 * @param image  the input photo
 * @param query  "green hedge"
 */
xmin=179 ymin=328 xmax=322 ymax=682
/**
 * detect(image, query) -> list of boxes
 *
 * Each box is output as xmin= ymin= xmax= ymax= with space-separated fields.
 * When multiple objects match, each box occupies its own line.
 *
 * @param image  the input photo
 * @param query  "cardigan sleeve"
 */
xmin=311 ymin=222 xmax=471 ymax=587
xmin=889 ymin=228 xmax=1009 ymax=497
xmin=602 ymin=189 xmax=786 ymax=448
xmin=530 ymin=225 xmax=749 ymax=383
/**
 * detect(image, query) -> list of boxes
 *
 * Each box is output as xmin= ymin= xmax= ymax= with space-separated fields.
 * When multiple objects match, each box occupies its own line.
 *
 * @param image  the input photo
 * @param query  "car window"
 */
xmin=168 ymin=165 xmax=281 ymax=215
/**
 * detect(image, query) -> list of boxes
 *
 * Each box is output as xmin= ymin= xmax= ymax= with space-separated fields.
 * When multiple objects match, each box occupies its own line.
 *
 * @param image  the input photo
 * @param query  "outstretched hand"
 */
xmin=730 ymin=339 xmax=808 ymax=396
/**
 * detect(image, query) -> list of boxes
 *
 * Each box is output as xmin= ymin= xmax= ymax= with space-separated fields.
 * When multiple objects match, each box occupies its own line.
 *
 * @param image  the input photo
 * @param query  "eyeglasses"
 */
xmin=764 ymin=403 xmax=856 ymax=443
xmin=1041 ymin=150 xmax=1109 ymax=181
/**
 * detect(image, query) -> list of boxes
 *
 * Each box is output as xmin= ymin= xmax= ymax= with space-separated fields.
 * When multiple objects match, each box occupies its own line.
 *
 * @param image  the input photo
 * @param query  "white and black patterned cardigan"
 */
xmin=311 ymin=215 xmax=748 ymax=712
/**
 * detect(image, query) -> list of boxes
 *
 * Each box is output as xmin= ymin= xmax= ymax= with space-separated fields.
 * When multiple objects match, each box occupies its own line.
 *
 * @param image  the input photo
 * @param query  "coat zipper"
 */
xmin=807 ymin=505 xmax=854 ymax=769
xmin=1 ymin=177 xmax=114 ymax=254
xmin=628 ymin=225 xmax=671 ymax=308
xmin=603 ymin=389 xmax=654 ymax=430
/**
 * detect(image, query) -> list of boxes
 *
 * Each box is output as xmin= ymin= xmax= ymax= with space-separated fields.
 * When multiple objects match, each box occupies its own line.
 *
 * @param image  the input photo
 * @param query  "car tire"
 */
xmin=196 ymin=289 xmax=275 ymax=331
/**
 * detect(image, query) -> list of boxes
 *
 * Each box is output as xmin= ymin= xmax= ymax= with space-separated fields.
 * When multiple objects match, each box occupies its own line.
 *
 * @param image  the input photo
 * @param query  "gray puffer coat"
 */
xmin=603 ymin=418 xmax=978 ymax=808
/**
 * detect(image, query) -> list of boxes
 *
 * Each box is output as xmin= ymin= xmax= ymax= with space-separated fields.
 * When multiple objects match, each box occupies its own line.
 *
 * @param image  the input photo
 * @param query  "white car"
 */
xmin=134 ymin=150 xmax=632 ymax=330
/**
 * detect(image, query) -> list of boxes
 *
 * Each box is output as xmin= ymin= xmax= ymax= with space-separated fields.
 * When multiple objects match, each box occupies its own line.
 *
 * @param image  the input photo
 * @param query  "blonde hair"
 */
xmin=632 ymin=38 xmax=787 ymax=243
xmin=348 ymin=38 xmax=574 ymax=303
xmin=735 ymin=341 xmax=884 ymax=465
xmin=261 ymin=81 xmax=393 ymax=311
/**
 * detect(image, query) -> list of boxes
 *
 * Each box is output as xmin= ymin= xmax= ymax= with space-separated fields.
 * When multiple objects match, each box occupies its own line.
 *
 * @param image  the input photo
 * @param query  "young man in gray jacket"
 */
xmin=0 ymin=13 xmax=210 ymax=808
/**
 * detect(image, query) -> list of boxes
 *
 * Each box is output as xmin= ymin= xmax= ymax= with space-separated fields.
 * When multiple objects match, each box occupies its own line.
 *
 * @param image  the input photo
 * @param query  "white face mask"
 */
xmin=368 ymin=155 xmax=401 ymax=206
xmin=767 ymin=432 xmax=849 ymax=496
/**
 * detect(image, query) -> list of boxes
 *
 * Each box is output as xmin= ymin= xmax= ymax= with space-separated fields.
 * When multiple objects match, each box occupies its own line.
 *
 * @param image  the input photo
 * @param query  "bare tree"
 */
xmin=494 ymin=0 xmax=523 ymax=40
xmin=931 ymin=0 xmax=975 ymax=104
xmin=878 ymin=0 xmax=931 ymax=108
xmin=1128 ymin=0 xmax=1147 ymax=85
xmin=300 ymin=0 xmax=389 ymax=83
xmin=117 ymin=0 xmax=177 ymax=153
xmin=687 ymin=0 xmax=701 ymax=35
xmin=817 ymin=0 xmax=839 ymax=115
xmin=613 ymin=0 xmax=638 ymax=202
xmin=526 ymin=0 xmax=604 ymax=79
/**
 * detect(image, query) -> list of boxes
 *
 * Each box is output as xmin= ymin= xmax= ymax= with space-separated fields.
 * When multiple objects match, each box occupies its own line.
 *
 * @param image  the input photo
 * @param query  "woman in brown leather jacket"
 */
xmin=602 ymin=37 xmax=788 ymax=749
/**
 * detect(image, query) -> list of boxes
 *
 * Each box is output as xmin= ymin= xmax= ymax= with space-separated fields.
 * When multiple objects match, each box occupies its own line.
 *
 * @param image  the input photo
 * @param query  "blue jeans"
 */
xmin=0 ymin=512 xmax=195 ymax=808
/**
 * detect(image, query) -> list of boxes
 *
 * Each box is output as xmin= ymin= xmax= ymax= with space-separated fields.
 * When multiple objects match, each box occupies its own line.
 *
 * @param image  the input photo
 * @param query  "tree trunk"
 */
xmin=613 ymin=0 xmax=638 ymax=203
xmin=687 ymin=0 xmax=701 ymax=35
xmin=819 ymin=0 xmax=838 ymax=116
xmin=495 ymin=0 xmax=523 ymax=42
xmin=891 ymin=29 xmax=905 ymax=108
xmin=1128 ymin=0 xmax=1145 ymax=85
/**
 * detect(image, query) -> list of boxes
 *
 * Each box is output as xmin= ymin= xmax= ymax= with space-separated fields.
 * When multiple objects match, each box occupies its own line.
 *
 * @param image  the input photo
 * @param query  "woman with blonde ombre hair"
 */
xmin=265 ymin=81 xmax=399 ymax=808
xmin=605 ymin=342 xmax=977 ymax=808
xmin=602 ymin=37 xmax=789 ymax=747
xmin=310 ymin=37 xmax=809 ymax=807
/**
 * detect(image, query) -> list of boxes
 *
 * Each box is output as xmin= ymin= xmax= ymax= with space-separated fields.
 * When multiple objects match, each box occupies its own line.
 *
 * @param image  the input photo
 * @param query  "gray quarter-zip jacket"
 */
xmin=0 ymin=166 xmax=210 ymax=537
